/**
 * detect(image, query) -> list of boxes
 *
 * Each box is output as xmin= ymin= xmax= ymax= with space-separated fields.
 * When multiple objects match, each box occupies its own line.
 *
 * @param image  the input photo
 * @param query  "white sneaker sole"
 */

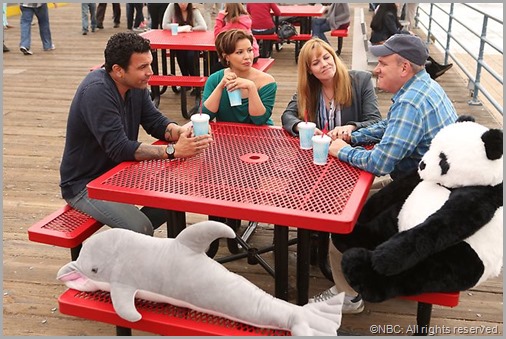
xmin=342 ymin=301 xmax=365 ymax=314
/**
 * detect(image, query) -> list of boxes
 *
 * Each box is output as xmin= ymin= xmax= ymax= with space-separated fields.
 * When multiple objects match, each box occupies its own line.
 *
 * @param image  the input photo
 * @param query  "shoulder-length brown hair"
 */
xmin=215 ymin=29 xmax=253 ymax=65
xmin=296 ymin=38 xmax=352 ymax=122
xmin=224 ymin=3 xmax=249 ymax=23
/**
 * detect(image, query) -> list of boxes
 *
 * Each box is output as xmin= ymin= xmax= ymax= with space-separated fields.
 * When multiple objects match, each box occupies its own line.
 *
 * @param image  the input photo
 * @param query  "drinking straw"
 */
xmin=322 ymin=121 xmax=328 ymax=137
xmin=199 ymin=100 xmax=202 ymax=115
xmin=304 ymin=109 xmax=308 ymax=123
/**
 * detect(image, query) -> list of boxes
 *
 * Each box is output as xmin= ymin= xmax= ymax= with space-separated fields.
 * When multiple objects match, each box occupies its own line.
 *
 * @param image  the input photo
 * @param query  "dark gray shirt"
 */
xmin=60 ymin=69 xmax=173 ymax=199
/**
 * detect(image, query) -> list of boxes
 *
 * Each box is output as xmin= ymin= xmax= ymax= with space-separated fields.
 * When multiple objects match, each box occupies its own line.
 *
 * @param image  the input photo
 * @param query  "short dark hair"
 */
xmin=104 ymin=32 xmax=151 ymax=72
xmin=215 ymin=29 xmax=253 ymax=66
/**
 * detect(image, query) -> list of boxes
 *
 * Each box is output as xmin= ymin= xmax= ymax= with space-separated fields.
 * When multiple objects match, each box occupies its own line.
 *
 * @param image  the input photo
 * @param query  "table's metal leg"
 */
xmin=116 ymin=326 xmax=132 ymax=336
xmin=317 ymin=232 xmax=334 ymax=282
xmin=150 ymin=48 xmax=160 ymax=108
xmin=70 ymin=245 xmax=82 ymax=261
xmin=167 ymin=211 xmax=186 ymax=238
xmin=274 ymin=225 xmax=289 ymax=301
xmin=297 ymin=228 xmax=311 ymax=305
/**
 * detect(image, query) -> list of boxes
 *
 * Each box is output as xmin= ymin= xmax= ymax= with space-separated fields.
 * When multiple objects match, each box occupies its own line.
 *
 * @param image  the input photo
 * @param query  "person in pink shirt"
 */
xmin=212 ymin=3 xmax=259 ymax=73
xmin=246 ymin=3 xmax=281 ymax=58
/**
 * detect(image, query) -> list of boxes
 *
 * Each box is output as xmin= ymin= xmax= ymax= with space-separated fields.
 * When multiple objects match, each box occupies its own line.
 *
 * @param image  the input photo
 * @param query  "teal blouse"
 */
xmin=202 ymin=69 xmax=277 ymax=126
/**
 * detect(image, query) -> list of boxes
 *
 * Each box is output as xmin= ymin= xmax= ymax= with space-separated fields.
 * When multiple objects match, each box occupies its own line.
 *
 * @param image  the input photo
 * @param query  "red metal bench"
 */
xmin=330 ymin=27 xmax=349 ymax=56
xmin=58 ymin=288 xmax=291 ymax=336
xmin=401 ymin=292 xmax=460 ymax=335
xmin=27 ymin=204 xmax=104 ymax=260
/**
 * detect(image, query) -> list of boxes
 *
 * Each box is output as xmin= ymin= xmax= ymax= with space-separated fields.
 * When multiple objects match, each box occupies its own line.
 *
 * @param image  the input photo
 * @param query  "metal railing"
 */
xmin=415 ymin=3 xmax=503 ymax=115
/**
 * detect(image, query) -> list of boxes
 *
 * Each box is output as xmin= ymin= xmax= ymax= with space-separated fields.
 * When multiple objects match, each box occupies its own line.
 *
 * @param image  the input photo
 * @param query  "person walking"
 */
xmin=19 ymin=3 xmax=56 ymax=55
xmin=96 ymin=3 xmax=121 ymax=29
xmin=81 ymin=3 xmax=97 ymax=35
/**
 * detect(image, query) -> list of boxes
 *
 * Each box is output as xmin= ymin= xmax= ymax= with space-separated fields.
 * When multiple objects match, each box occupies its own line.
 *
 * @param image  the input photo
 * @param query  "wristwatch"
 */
xmin=165 ymin=144 xmax=176 ymax=160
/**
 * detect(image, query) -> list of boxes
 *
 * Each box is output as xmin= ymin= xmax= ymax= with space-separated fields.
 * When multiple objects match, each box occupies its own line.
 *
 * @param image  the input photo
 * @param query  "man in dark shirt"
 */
xmin=60 ymin=32 xmax=212 ymax=235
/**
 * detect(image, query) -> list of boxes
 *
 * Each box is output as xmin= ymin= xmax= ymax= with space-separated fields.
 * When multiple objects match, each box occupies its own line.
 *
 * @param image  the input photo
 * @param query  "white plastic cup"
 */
xmin=228 ymin=89 xmax=242 ymax=107
xmin=298 ymin=122 xmax=316 ymax=150
xmin=312 ymin=135 xmax=332 ymax=165
xmin=191 ymin=114 xmax=210 ymax=136
xmin=169 ymin=23 xmax=178 ymax=35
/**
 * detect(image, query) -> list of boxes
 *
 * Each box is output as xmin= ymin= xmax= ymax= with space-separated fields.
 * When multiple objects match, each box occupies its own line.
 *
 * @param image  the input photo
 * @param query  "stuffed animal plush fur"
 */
xmin=333 ymin=116 xmax=503 ymax=302
xmin=57 ymin=221 xmax=344 ymax=336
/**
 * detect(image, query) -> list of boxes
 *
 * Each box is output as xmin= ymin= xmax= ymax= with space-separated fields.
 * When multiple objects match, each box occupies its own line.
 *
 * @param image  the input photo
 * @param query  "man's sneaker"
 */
xmin=43 ymin=44 xmax=56 ymax=51
xmin=20 ymin=46 xmax=33 ymax=55
xmin=309 ymin=286 xmax=365 ymax=314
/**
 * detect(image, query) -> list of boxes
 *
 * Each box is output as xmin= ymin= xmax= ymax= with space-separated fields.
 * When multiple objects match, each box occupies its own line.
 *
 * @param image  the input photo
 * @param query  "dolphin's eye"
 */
xmin=91 ymin=267 xmax=98 ymax=273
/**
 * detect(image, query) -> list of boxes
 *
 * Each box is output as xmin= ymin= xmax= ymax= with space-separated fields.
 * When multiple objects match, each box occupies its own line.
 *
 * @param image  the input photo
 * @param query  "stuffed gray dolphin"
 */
xmin=57 ymin=221 xmax=344 ymax=336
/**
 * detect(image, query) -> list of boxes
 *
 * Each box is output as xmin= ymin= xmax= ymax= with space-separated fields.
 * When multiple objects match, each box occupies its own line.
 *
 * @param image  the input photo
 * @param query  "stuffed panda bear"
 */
xmin=333 ymin=116 xmax=503 ymax=302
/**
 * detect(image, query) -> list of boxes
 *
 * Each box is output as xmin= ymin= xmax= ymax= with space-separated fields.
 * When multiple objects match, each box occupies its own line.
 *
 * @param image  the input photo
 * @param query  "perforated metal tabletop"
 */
xmin=88 ymin=122 xmax=373 ymax=233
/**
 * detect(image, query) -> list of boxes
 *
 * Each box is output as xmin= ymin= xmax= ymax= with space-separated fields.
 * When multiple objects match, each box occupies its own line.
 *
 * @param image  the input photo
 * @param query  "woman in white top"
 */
xmin=162 ymin=3 xmax=207 ymax=80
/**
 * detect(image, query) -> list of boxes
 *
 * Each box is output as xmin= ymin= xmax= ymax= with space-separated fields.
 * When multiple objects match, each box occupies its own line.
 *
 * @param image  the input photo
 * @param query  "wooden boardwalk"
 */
xmin=2 ymin=3 xmax=502 ymax=336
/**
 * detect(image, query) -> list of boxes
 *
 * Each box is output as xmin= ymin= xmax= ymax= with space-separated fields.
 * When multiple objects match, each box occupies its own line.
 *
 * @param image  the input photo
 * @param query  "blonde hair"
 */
xmin=297 ymin=38 xmax=352 ymax=122
xmin=224 ymin=3 xmax=248 ymax=23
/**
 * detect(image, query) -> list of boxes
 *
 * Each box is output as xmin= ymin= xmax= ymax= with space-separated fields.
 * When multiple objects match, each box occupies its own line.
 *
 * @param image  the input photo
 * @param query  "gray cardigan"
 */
xmin=326 ymin=3 xmax=350 ymax=30
xmin=281 ymin=70 xmax=381 ymax=136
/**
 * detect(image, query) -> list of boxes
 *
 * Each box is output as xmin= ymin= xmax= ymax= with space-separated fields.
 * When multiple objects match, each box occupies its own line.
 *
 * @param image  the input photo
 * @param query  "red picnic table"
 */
xmin=87 ymin=122 xmax=374 ymax=304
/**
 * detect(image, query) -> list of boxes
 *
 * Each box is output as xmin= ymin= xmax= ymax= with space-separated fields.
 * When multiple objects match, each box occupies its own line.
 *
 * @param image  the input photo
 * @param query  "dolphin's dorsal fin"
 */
xmin=176 ymin=221 xmax=235 ymax=252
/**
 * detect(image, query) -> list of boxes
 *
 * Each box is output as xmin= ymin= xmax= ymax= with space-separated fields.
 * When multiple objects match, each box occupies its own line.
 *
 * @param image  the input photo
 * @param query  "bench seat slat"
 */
xmin=330 ymin=28 xmax=349 ymax=37
xmin=28 ymin=205 xmax=103 ymax=248
xmin=58 ymin=289 xmax=291 ymax=336
xmin=148 ymin=75 xmax=207 ymax=87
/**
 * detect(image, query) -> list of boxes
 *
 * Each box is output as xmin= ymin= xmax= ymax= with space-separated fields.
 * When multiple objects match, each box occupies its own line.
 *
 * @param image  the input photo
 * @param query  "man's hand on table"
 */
xmin=174 ymin=127 xmax=213 ymax=159
xmin=329 ymin=138 xmax=349 ymax=158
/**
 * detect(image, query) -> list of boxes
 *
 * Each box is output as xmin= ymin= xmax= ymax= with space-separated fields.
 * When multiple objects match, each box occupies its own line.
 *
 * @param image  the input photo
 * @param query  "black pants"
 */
xmin=126 ymin=3 xmax=144 ymax=29
xmin=147 ymin=3 xmax=168 ymax=29
xmin=174 ymin=50 xmax=198 ymax=76
xmin=252 ymin=28 xmax=276 ymax=58
xmin=96 ymin=3 xmax=121 ymax=26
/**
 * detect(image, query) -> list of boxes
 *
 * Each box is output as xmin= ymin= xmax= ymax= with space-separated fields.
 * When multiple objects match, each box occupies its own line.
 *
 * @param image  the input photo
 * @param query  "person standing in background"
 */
xmin=311 ymin=3 xmax=350 ymax=56
xmin=147 ymin=3 xmax=169 ymax=29
xmin=3 ymin=3 xmax=9 ymax=52
xmin=126 ymin=3 xmax=144 ymax=32
xmin=96 ymin=3 xmax=121 ymax=29
xmin=19 ymin=3 xmax=56 ymax=55
xmin=246 ymin=2 xmax=281 ymax=58
xmin=81 ymin=3 xmax=97 ymax=35
xmin=402 ymin=3 xmax=419 ymax=29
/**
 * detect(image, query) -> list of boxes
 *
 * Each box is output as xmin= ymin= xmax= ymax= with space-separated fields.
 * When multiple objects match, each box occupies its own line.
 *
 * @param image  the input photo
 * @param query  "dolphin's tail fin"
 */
xmin=176 ymin=221 xmax=236 ymax=253
xmin=290 ymin=292 xmax=344 ymax=336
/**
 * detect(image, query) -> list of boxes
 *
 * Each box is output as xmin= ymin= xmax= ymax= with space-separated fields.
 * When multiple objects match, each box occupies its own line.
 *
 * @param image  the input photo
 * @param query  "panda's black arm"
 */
xmin=371 ymin=183 xmax=502 ymax=276
xmin=358 ymin=170 xmax=421 ymax=223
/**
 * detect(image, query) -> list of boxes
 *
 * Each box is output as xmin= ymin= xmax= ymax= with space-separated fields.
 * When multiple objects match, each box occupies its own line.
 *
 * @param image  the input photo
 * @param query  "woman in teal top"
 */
xmin=202 ymin=29 xmax=277 ymax=126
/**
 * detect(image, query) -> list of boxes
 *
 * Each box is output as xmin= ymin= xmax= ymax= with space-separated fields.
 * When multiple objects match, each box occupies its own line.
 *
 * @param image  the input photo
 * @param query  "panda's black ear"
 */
xmin=482 ymin=129 xmax=503 ymax=160
xmin=456 ymin=115 xmax=475 ymax=123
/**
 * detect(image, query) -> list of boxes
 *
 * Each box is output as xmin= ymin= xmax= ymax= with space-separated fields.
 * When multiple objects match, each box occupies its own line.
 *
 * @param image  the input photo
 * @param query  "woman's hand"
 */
xmin=328 ymin=125 xmax=355 ymax=142
xmin=225 ymin=77 xmax=255 ymax=92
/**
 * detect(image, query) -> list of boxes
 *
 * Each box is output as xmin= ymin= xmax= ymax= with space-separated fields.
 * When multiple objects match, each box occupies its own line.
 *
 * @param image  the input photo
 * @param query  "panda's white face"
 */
xmin=418 ymin=121 xmax=503 ymax=188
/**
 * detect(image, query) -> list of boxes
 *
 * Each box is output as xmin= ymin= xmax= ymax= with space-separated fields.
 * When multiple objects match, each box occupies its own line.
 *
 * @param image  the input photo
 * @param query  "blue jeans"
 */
xmin=19 ymin=4 xmax=53 ymax=50
xmin=81 ymin=3 xmax=97 ymax=32
xmin=311 ymin=17 xmax=331 ymax=44
xmin=66 ymin=187 xmax=169 ymax=236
